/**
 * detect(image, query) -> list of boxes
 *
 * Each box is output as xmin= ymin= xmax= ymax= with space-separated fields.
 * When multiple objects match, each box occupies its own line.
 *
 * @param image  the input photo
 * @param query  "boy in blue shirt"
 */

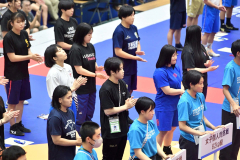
xmin=74 ymin=121 xmax=102 ymax=160
xmin=178 ymin=70 xmax=223 ymax=160
xmin=219 ymin=40 xmax=240 ymax=160
xmin=128 ymin=97 xmax=174 ymax=160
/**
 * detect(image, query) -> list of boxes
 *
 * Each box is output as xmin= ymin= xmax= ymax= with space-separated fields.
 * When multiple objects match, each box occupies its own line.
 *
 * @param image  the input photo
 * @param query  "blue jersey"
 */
xmin=128 ymin=120 xmax=159 ymax=158
xmin=222 ymin=60 xmax=240 ymax=112
xmin=112 ymin=24 xmax=140 ymax=75
xmin=177 ymin=91 xmax=207 ymax=143
xmin=74 ymin=146 xmax=98 ymax=160
xmin=153 ymin=65 xmax=182 ymax=111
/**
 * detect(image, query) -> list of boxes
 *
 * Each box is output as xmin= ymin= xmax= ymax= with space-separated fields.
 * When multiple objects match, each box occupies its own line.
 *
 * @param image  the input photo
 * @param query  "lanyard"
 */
xmin=119 ymin=83 xmax=121 ymax=107
xmin=237 ymin=86 xmax=240 ymax=98
xmin=199 ymin=97 xmax=204 ymax=125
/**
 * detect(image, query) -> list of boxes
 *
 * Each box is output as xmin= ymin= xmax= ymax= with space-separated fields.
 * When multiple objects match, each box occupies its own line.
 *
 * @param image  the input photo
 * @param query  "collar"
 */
xmin=52 ymin=64 xmax=66 ymax=71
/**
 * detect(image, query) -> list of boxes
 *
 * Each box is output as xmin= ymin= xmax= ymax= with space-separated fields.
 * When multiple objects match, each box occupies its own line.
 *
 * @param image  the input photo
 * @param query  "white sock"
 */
xmin=207 ymin=43 xmax=212 ymax=50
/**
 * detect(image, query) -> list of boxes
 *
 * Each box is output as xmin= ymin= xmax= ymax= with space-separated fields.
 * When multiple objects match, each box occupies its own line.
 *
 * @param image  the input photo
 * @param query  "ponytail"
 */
xmin=7 ymin=12 xmax=25 ymax=31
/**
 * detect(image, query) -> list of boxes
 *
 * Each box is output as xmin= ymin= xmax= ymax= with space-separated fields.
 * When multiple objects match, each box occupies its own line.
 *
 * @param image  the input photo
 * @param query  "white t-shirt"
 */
xmin=46 ymin=63 xmax=74 ymax=99
xmin=209 ymin=0 xmax=220 ymax=7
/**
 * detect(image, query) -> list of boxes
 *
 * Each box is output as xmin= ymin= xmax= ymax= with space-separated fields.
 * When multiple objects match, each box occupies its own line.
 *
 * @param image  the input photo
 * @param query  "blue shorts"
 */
xmin=6 ymin=77 xmax=31 ymax=105
xmin=155 ymin=110 xmax=178 ymax=131
xmin=170 ymin=11 xmax=186 ymax=30
xmin=202 ymin=5 xmax=219 ymax=33
xmin=222 ymin=0 xmax=237 ymax=7
xmin=123 ymin=74 xmax=137 ymax=91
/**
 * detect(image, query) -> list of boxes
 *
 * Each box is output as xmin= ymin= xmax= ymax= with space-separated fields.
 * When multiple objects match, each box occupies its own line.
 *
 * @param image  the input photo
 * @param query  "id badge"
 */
xmin=109 ymin=116 xmax=121 ymax=133
xmin=230 ymin=97 xmax=239 ymax=113
xmin=193 ymin=124 xmax=205 ymax=145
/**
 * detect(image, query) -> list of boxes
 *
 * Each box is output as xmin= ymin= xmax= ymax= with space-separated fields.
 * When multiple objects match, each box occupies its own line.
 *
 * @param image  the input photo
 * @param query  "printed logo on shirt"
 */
xmin=125 ymin=35 xmax=131 ymax=39
xmin=25 ymin=39 xmax=29 ymax=47
xmin=173 ymin=73 xmax=177 ymax=78
xmin=237 ymin=77 xmax=240 ymax=84
xmin=146 ymin=129 xmax=155 ymax=139
xmin=128 ymin=40 xmax=138 ymax=50
xmin=65 ymin=119 xmax=76 ymax=138
xmin=83 ymin=53 xmax=96 ymax=61
xmin=192 ymin=105 xmax=204 ymax=116
xmin=122 ymin=92 xmax=126 ymax=97
xmin=64 ymin=26 xmax=76 ymax=41
xmin=134 ymin=32 xmax=138 ymax=38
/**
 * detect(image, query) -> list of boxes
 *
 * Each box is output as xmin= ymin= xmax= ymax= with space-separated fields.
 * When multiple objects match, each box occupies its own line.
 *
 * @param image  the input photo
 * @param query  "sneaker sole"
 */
xmin=220 ymin=28 xmax=230 ymax=33
xmin=10 ymin=131 xmax=25 ymax=136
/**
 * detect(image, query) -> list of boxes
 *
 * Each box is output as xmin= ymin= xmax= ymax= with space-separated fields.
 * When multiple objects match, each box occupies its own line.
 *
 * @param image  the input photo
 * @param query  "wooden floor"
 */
xmin=23 ymin=141 xmax=239 ymax=160
xmin=133 ymin=0 xmax=170 ymax=12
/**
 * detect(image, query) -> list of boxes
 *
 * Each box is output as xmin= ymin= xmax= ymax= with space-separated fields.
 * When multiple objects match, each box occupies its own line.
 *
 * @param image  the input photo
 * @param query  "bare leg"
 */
xmin=207 ymin=32 xmax=216 ymax=44
xmin=192 ymin=15 xmax=199 ymax=25
xmin=163 ymin=127 xmax=176 ymax=146
xmin=167 ymin=29 xmax=175 ymax=45
xmin=226 ymin=6 xmax=233 ymax=18
xmin=202 ymin=32 xmax=210 ymax=45
xmin=187 ymin=16 xmax=193 ymax=27
xmin=174 ymin=28 xmax=182 ymax=44
xmin=41 ymin=3 xmax=48 ymax=26
xmin=157 ymin=131 xmax=168 ymax=147
xmin=15 ymin=101 xmax=24 ymax=123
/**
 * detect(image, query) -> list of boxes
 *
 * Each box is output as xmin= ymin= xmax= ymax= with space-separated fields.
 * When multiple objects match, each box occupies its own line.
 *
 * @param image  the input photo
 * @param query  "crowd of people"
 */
xmin=0 ymin=0 xmax=239 ymax=159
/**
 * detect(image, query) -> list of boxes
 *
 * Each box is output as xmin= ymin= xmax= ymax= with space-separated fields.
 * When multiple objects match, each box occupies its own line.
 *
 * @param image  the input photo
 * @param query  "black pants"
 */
xmin=102 ymin=135 xmax=127 ymax=160
xmin=219 ymin=109 xmax=240 ymax=160
xmin=179 ymin=135 xmax=201 ymax=160
xmin=134 ymin=154 xmax=157 ymax=160
xmin=203 ymin=84 xmax=208 ymax=98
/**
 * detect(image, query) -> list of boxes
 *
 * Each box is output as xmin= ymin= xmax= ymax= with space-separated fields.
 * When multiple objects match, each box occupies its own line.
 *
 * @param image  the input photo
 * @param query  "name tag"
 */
xmin=230 ymin=97 xmax=239 ymax=113
xmin=193 ymin=124 xmax=205 ymax=145
xmin=109 ymin=116 xmax=121 ymax=133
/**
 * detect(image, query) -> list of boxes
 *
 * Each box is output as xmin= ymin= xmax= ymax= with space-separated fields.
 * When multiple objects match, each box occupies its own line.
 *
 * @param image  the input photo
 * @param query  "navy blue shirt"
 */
xmin=47 ymin=108 xmax=76 ymax=160
xmin=112 ymin=24 xmax=140 ymax=75
xmin=170 ymin=0 xmax=186 ymax=13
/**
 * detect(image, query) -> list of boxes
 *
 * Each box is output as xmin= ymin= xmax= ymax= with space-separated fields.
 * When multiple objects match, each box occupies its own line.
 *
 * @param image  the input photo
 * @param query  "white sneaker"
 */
xmin=208 ymin=49 xmax=220 ymax=57
xmin=24 ymin=100 xmax=29 ymax=105
xmin=209 ymin=56 xmax=212 ymax=59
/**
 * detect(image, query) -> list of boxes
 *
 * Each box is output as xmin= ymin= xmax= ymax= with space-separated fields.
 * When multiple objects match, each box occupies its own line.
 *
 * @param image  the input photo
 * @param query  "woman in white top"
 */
xmin=44 ymin=44 xmax=87 ymax=118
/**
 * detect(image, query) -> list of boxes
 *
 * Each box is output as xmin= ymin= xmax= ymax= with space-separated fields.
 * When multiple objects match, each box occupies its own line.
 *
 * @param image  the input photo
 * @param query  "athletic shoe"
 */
xmin=209 ymin=56 xmax=212 ymax=59
xmin=226 ymin=23 xmax=239 ymax=30
xmin=24 ymin=100 xmax=29 ymax=105
xmin=220 ymin=25 xmax=231 ymax=33
xmin=175 ymin=43 xmax=183 ymax=51
xmin=10 ymin=124 xmax=25 ymax=136
xmin=208 ymin=49 xmax=220 ymax=57
xmin=163 ymin=146 xmax=173 ymax=155
xmin=17 ymin=121 xmax=31 ymax=133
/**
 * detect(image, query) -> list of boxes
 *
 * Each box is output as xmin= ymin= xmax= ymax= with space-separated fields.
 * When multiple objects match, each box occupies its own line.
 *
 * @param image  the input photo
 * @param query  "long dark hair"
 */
xmin=183 ymin=25 xmax=207 ymax=67
xmin=73 ymin=23 xmax=93 ymax=46
xmin=156 ymin=45 xmax=176 ymax=68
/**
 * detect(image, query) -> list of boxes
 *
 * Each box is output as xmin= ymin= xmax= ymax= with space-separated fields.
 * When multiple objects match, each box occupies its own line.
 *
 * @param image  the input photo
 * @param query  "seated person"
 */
xmin=22 ymin=0 xmax=47 ymax=33
xmin=128 ymin=97 xmax=174 ymax=160
xmin=74 ymin=121 xmax=101 ymax=160
xmin=2 ymin=146 xmax=26 ymax=160
xmin=30 ymin=0 xmax=48 ymax=27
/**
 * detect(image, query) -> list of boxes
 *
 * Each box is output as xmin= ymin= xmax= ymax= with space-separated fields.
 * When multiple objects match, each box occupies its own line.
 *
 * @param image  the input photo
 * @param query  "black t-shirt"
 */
xmin=69 ymin=43 xmax=96 ymax=95
xmin=182 ymin=44 xmax=209 ymax=85
xmin=4 ymin=30 xmax=31 ymax=81
xmin=0 ymin=105 xmax=6 ymax=149
xmin=1 ymin=9 xmax=30 ymax=32
xmin=54 ymin=17 xmax=78 ymax=64
xmin=47 ymin=108 xmax=76 ymax=160
xmin=170 ymin=0 xmax=186 ymax=13
xmin=99 ymin=79 xmax=130 ymax=139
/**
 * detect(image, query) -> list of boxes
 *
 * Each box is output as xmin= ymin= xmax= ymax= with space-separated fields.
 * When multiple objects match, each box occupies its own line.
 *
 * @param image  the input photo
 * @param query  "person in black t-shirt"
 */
xmin=54 ymin=0 xmax=78 ymax=64
xmin=4 ymin=12 xmax=43 ymax=136
xmin=1 ymin=0 xmax=30 ymax=38
xmin=47 ymin=85 xmax=82 ymax=160
xmin=99 ymin=57 xmax=137 ymax=160
xmin=0 ymin=97 xmax=19 ymax=150
xmin=167 ymin=0 xmax=186 ymax=51
xmin=181 ymin=25 xmax=218 ymax=98
xmin=69 ymin=23 xmax=107 ymax=133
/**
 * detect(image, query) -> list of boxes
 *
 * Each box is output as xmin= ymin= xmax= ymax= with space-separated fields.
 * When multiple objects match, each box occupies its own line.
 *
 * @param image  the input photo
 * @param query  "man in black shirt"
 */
xmin=54 ymin=0 xmax=78 ymax=64
xmin=99 ymin=57 xmax=137 ymax=160
xmin=1 ymin=0 xmax=30 ymax=38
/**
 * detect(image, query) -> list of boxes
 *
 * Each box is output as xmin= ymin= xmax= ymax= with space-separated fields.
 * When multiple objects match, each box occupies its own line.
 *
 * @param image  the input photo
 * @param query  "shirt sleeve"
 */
xmin=48 ymin=116 xmax=62 ymax=135
xmin=128 ymin=129 xmax=143 ymax=150
xmin=54 ymin=25 xmax=65 ymax=42
xmin=222 ymin=67 xmax=234 ymax=88
xmin=3 ymin=34 xmax=15 ymax=53
xmin=154 ymin=69 xmax=169 ymax=88
xmin=113 ymin=30 xmax=124 ymax=49
xmin=182 ymin=49 xmax=195 ymax=69
xmin=99 ymin=89 xmax=115 ymax=110
xmin=21 ymin=11 xmax=30 ymax=30
xmin=178 ymin=100 xmax=190 ymax=122
xmin=70 ymin=49 xmax=83 ymax=66
xmin=134 ymin=25 xmax=140 ymax=41
xmin=29 ymin=12 xmax=34 ymax=22
xmin=1 ymin=14 xmax=9 ymax=32
xmin=24 ymin=30 xmax=31 ymax=48
xmin=46 ymin=73 xmax=60 ymax=99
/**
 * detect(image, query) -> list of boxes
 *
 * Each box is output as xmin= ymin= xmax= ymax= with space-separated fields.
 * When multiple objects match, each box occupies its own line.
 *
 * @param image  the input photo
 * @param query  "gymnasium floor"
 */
xmin=0 ymin=2 xmax=240 ymax=159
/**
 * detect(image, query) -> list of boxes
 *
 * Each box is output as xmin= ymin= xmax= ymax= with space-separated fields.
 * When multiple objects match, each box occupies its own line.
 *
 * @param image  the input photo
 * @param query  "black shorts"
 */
xmin=179 ymin=135 xmax=201 ymax=160
xmin=170 ymin=11 xmax=186 ymax=30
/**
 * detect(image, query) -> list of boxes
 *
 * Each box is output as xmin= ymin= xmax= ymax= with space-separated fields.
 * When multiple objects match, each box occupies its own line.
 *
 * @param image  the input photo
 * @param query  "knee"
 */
xmin=32 ymin=28 xmax=39 ymax=33
xmin=42 ymin=4 xmax=48 ymax=10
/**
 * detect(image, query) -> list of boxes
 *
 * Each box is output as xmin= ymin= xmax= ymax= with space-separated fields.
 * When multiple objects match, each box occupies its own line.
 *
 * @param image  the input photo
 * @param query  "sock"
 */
xmin=207 ymin=43 xmax=212 ymax=50
xmin=220 ymin=19 xmax=225 ymax=27
xmin=226 ymin=18 xmax=231 ymax=25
